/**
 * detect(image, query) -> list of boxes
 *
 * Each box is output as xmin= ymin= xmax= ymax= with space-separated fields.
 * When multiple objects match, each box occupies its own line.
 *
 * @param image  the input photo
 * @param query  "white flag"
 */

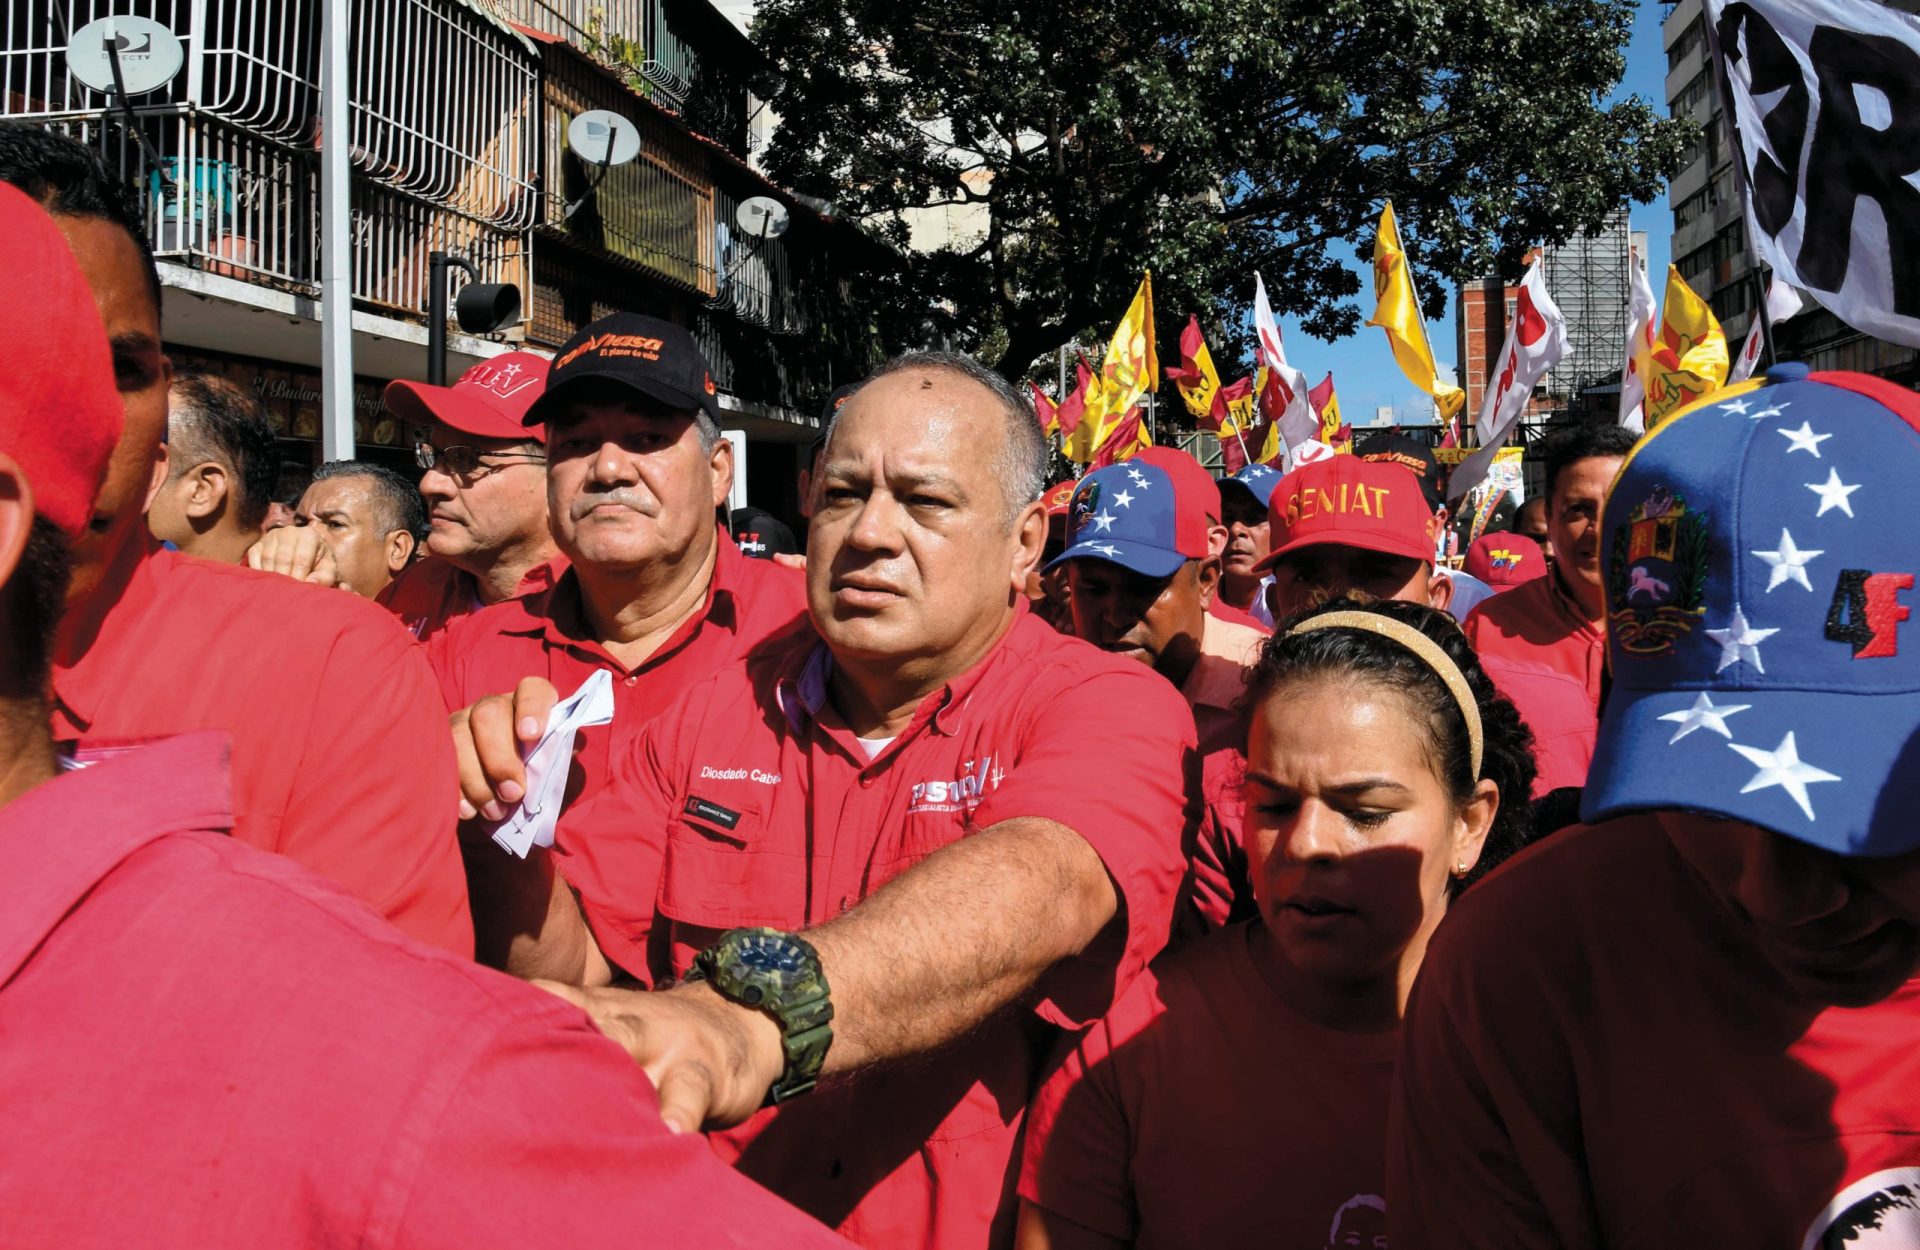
xmin=1253 ymin=272 xmax=1318 ymax=468
xmin=1617 ymin=245 xmax=1657 ymax=433
xmin=1706 ymin=0 xmax=1920 ymax=347
xmin=1728 ymin=281 xmax=1807 ymax=382
xmin=1449 ymin=258 xmax=1570 ymax=501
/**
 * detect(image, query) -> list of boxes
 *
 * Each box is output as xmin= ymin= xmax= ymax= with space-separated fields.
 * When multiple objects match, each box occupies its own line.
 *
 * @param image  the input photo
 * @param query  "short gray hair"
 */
xmin=834 ymin=351 xmax=1047 ymax=527
xmin=310 ymin=460 xmax=427 ymax=542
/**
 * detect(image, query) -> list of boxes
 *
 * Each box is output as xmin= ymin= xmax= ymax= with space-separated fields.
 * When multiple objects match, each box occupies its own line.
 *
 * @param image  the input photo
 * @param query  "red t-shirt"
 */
xmin=378 ymin=553 xmax=566 ymax=641
xmin=51 ymin=544 xmax=470 ymax=955
xmin=1022 ymin=922 xmax=1397 ymax=1248
xmin=1390 ymin=812 xmax=1920 ymax=1249
xmin=0 ymin=732 xmax=855 ymax=1250
xmin=1177 ymin=613 xmax=1265 ymax=934
xmin=1476 ymin=651 xmax=1596 ymax=796
xmin=554 ymin=609 xmax=1198 ymax=1248
xmin=1208 ymin=596 xmax=1271 ymax=634
xmin=1461 ymin=570 xmax=1605 ymax=706
xmin=427 ymin=529 xmax=808 ymax=814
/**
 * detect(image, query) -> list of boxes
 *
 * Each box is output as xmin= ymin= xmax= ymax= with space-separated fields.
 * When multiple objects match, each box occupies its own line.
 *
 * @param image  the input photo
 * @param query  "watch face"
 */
xmin=739 ymin=933 xmax=805 ymax=975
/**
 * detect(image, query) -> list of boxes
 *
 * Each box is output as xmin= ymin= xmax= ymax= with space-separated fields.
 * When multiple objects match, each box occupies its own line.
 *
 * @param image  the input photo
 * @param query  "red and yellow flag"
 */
xmin=1090 ymin=406 xmax=1152 ymax=468
xmin=1308 ymin=372 xmax=1342 ymax=445
xmin=1645 ymin=265 xmax=1730 ymax=431
xmin=1167 ymin=315 xmax=1223 ymax=425
xmin=1067 ymin=272 xmax=1159 ymax=462
xmin=1366 ymin=201 xmax=1466 ymax=424
xmin=1028 ymin=382 xmax=1058 ymax=436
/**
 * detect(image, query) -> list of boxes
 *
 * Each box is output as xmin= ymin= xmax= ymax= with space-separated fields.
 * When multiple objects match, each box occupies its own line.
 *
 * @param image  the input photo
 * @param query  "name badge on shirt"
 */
xmin=684 ymin=795 xmax=743 ymax=832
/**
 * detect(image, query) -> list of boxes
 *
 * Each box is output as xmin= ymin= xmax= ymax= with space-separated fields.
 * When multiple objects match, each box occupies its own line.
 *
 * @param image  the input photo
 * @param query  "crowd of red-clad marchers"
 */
xmin=4 ymin=122 xmax=1919 ymax=1250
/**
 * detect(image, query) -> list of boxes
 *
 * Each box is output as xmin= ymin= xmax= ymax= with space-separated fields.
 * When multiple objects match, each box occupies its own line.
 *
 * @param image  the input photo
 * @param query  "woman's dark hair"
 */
xmin=1244 ymin=597 xmax=1536 ymax=896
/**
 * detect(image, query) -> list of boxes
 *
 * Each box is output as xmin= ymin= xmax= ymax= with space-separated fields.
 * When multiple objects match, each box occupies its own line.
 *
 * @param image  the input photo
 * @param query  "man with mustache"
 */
xmin=427 ymin=312 xmax=808 ymax=963
xmin=1216 ymin=463 xmax=1281 ymax=627
xmin=1391 ymin=367 xmax=1920 ymax=1246
xmin=451 ymin=351 xmax=1195 ymax=1248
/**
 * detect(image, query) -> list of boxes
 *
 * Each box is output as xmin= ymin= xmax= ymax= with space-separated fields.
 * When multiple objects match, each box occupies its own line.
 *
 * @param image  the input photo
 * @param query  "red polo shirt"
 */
xmin=0 ymin=732 xmax=855 ymax=1250
xmin=1461 ymin=568 xmax=1605 ymax=706
xmin=553 ymin=609 xmax=1198 ymax=1248
xmin=1476 ymin=652 xmax=1596 ymax=796
xmin=379 ymin=553 xmax=567 ymax=641
xmin=1390 ymin=813 xmax=1920 ymax=1248
xmin=427 ymin=528 xmax=808 ymax=813
xmin=51 ymin=544 xmax=469 ymax=955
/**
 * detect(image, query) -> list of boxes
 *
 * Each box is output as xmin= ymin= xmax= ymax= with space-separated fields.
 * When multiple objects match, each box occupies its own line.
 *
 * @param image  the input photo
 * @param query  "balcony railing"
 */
xmin=2 ymin=0 xmax=536 ymax=323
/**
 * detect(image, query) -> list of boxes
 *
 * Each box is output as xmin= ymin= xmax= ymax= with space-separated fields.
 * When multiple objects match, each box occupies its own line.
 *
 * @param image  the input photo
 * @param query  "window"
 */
xmin=1667 ymin=20 xmax=1705 ymax=70
xmin=1675 ymin=189 xmax=1710 ymax=229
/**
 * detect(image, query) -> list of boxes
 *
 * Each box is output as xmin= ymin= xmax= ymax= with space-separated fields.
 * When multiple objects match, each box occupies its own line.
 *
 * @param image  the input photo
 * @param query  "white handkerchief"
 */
xmin=491 ymin=669 xmax=615 ymax=859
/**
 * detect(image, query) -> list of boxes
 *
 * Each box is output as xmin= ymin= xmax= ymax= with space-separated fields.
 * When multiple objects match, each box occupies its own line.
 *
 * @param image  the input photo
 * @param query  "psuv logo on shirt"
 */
xmin=907 ymin=756 xmax=1004 ymax=815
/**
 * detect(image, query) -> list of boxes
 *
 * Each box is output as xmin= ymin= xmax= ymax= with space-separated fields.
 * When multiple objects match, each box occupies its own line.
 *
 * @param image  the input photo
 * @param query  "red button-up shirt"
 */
xmin=554 ymin=609 xmax=1198 ymax=1249
xmin=426 ymin=529 xmax=809 ymax=813
xmin=1461 ymin=569 xmax=1606 ymax=705
xmin=51 ymin=545 xmax=470 ymax=954
xmin=378 ymin=553 xmax=567 ymax=641
xmin=0 ymin=732 xmax=856 ymax=1250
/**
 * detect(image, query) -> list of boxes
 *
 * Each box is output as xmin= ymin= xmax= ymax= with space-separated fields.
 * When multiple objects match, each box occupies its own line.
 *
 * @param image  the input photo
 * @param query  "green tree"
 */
xmin=751 ymin=0 xmax=1689 ymax=380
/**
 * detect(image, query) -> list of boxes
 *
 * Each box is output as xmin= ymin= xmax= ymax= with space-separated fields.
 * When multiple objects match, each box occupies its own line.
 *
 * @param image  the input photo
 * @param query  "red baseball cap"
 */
xmin=1255 ymin=455 xmax=1437 ymax=572
xmin=1132 ymin=446 xmax=1224 ymax=524
xmin=1042 ymin=480 xmax=1076 ymax=519
xmin=384 ymin=351 xmax=553 ymax=443
xmin=0 ymin=183 xmax=122 ymax=537
xmin=1464 ymin=531 xmax=1547 ymax=588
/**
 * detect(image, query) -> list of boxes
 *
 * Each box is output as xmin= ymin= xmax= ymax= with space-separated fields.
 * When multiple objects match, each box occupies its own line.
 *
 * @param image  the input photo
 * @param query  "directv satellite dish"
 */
xmin=66 ymin=15 xmax=184 ymax=96
xmin=567 ymin=110 xmax=641 ymax=168
xmin=736 ymin=196 xmax=790 ymax=240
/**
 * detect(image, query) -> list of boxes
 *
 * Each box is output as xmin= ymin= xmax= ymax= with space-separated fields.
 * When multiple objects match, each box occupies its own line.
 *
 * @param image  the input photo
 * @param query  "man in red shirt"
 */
xmin=292 ymin=460 xmax=424 ymax=598
xmin=1260 ymin=455 xmax=1592 ymax=795
xmin=0 ymin=194 xmax=855 ymax=1249
xmin=1461 ymin=424 xmax=1636 ymax=706
xmin=1052 ymin=450 xmax=1265 ymax=930
xmin=2 ymin=123 xmax=471 ymax=955
xmin=145 ymin=369 xmax=279 ymax=564
xmin=381 ymin=351 xmax=564 ymax=639
xmin=1392 ymin=366 xmax=1920 ymax=1247
xmin=454 ymin=351 xmax=1196 ymax=1248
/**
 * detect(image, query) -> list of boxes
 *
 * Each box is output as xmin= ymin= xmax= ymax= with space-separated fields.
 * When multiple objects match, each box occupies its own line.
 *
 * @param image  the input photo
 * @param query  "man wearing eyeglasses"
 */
xmin=380 ymin=351 xmax=565 ymax=640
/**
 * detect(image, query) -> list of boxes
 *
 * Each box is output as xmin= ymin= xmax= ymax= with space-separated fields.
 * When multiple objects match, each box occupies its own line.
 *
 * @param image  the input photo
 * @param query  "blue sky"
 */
xmin=1275 ymin=0 xmax=1672 ymax=427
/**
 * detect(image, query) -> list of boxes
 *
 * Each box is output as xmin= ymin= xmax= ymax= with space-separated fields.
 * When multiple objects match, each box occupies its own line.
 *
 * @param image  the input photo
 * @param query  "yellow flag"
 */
xmin=1065 ymin=272 xmax=1159 ymax=462
xmin=1645 ymin=266 xmax=1730 ymax=431
xmin=1366 ymin=202 xmax=1466 ymax=423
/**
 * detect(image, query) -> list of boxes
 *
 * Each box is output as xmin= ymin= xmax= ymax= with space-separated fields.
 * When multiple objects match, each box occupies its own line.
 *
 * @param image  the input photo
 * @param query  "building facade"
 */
xmin=2 ymin=0 xmax=892 ymax=512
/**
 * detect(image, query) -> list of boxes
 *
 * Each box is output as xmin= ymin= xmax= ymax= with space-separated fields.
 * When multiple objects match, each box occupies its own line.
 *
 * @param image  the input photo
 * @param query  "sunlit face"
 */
xmin=1245 ymin=677 xmax=1490 ymax=985
xmin=1220 ymin=486 xmax=1271 ymax=584
xmin=1516 ymin=497 xmax=1552 ymax=557
xmin=1549 ymin=456 xmax=1621 ymax=593
xmin=295 ymin=475 xmax=411 ymax=598
xmin=807 ymin=368 xmax=1042 ymax=673
xmin=1664 ymin=817 xmax=1920 ymax=1007
xmin=54 ymin=215 xmax=171 ymax=608
xmin=545 ymin=402 xmax=729 ymax=574
xmin=1066 ymin=558 xmax=1211 ymax=677
xmin=418 ymin=426 xmax=549 ymax=568
xmin=1267 ymin=543 xmax=1442 ymax=621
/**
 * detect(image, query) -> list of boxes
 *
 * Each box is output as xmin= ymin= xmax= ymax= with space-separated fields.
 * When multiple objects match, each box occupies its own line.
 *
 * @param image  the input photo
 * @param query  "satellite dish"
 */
xmin=567 ymin=110 xmax=641 ymax=168
xmin=66 ymin=15 xmax=184 ymax=96
xmin=736 ymin=196 xmax=791 ymax=240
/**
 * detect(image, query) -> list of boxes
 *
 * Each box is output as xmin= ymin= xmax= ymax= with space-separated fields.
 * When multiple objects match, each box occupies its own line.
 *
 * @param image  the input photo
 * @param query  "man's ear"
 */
xmin=142 ymin=442 xmax=171 ymax=514
xmin=386 ymin=529 xmax=416 ymax=574
xmin=184 ymin=462 xmax=229 ymax=520
xmin=708 ymin=436 xmax=735 ymax=510
xmin=1426 ymin=567 xmax=1455 ymax=613
xmin=1195 ymin=557 xmax=1221 ymax=610
xmin=1011 ymin=501 xmax=1047 ymax=594
xmin=0 ymin=453 xmax=36 ymax=590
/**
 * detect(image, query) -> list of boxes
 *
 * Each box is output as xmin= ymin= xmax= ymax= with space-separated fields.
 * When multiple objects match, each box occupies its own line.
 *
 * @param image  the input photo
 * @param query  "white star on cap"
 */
xmin=1659 ymin=692 xmax=1753 ymax=743
xmin=1112 ymin=489 xmax=1136 ymax=509
xmin=1090 ymin=542 xmax=1120 ymax=558
xmin=1092 ymin=509 xmax=1118 ymax=533
xmin=1751 ymin=528 xmax=1824 ymax=593
xmin=1778 ymin=421 xmax=1832 ymax=458
xmin=1706 ymin=605 xmax=1780 ymax=674
xmin=1805 ymin=468 xmax=1860 ymax=518
xmin=1728 ymin=731 xmax=1842 ymax=822
xmin=1747 ymin=401 xmax=1791 ymax=421
xmin=1717 ymin=397 xmax=1755 ymax=416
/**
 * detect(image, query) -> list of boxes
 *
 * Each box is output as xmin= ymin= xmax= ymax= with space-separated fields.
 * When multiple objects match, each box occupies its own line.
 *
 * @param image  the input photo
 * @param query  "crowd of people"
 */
xmin=3 ymin=121 xmax=1918 ymax=1250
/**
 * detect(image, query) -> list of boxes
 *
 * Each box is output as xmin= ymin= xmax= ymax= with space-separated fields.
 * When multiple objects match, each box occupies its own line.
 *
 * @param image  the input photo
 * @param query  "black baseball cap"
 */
xmin=524 ymin=311 xmax=721 ymax=429
xmin=1355 ymin=431 xmax=1445 ymax=512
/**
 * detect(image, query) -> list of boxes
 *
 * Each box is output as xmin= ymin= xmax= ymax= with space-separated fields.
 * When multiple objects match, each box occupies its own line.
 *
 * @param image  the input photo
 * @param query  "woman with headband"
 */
xmin=1015 ymin=598 xmax=1536 ymax=1250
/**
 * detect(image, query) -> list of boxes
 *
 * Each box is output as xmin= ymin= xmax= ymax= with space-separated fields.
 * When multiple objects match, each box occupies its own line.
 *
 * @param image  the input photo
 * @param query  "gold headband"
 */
xmin=1286 ymin=610 xmax=1484 ymax=780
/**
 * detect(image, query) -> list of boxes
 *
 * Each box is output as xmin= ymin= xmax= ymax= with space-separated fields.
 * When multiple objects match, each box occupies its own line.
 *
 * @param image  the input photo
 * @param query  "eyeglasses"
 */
xmin=414 ymin=442 xmax=547 ymax=478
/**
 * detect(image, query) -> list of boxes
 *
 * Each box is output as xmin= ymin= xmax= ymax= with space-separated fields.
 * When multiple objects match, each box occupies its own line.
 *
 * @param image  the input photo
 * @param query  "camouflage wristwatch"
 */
xmin=684 ymin=927 xmax=835 ymax=1105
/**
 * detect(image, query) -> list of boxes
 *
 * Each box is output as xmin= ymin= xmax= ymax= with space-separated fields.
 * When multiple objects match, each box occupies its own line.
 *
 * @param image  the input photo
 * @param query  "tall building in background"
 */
xmin=1660 ymin=0 xmax=1915 ymax=384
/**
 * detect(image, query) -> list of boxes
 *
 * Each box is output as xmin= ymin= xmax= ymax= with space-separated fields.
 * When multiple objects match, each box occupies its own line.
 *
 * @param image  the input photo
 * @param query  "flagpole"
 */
xmin=1699 ymin=1 xmax=1778 ymax=369
xmin=1394 ymin=207 xmax=1459 ymax=443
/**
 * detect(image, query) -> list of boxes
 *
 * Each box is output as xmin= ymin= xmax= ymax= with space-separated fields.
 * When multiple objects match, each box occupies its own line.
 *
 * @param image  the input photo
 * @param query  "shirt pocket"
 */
xmin=656 ymin=800 xmax=808 ymax=947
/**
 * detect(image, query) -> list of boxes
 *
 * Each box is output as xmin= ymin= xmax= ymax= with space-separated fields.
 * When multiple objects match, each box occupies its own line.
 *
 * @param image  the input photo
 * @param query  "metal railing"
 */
xmin=2 ymin=0 xmax=535 ymax=322
xmin=473 ymin=0 xmax=698 ymax=101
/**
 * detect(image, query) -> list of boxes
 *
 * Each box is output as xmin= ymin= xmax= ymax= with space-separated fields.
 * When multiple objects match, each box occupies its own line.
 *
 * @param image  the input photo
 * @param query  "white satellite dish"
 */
xmin=567 ymin=110 xmax=641 ymax=168
xmin=736 ymin=196 xmax=791 ymax=240
xmin=66 ymin=15 xmax=184 ymax=96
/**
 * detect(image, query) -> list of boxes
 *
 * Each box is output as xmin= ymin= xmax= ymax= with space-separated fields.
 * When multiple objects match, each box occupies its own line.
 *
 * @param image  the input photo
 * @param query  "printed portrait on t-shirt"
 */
xmin=1325 ymin=1192 xmax=1387 ymax=1249
xmin=1804 ymin=1169 xmax=1920 ymax=1250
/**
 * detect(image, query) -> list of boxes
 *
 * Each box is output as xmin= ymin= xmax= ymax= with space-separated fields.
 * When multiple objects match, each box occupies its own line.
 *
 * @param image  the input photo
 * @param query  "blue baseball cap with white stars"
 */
xmin=1217 ymin=462 xmax=1282 ymax=510
xmin=1580 ymin=363 xmax=1920 ymax=857
xmin=1046 ymin=460 xmax=1212 ymax=579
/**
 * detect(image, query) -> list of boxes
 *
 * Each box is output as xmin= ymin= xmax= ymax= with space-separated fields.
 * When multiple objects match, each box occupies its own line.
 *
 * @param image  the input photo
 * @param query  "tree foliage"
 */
xmin=752 ymin=0 xmax=1690 ymax=379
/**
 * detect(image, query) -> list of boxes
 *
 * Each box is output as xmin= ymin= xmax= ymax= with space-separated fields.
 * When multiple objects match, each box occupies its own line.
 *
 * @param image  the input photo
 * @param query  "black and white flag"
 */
xmin=1705 ymin=0 xmax=1920 ymax=347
